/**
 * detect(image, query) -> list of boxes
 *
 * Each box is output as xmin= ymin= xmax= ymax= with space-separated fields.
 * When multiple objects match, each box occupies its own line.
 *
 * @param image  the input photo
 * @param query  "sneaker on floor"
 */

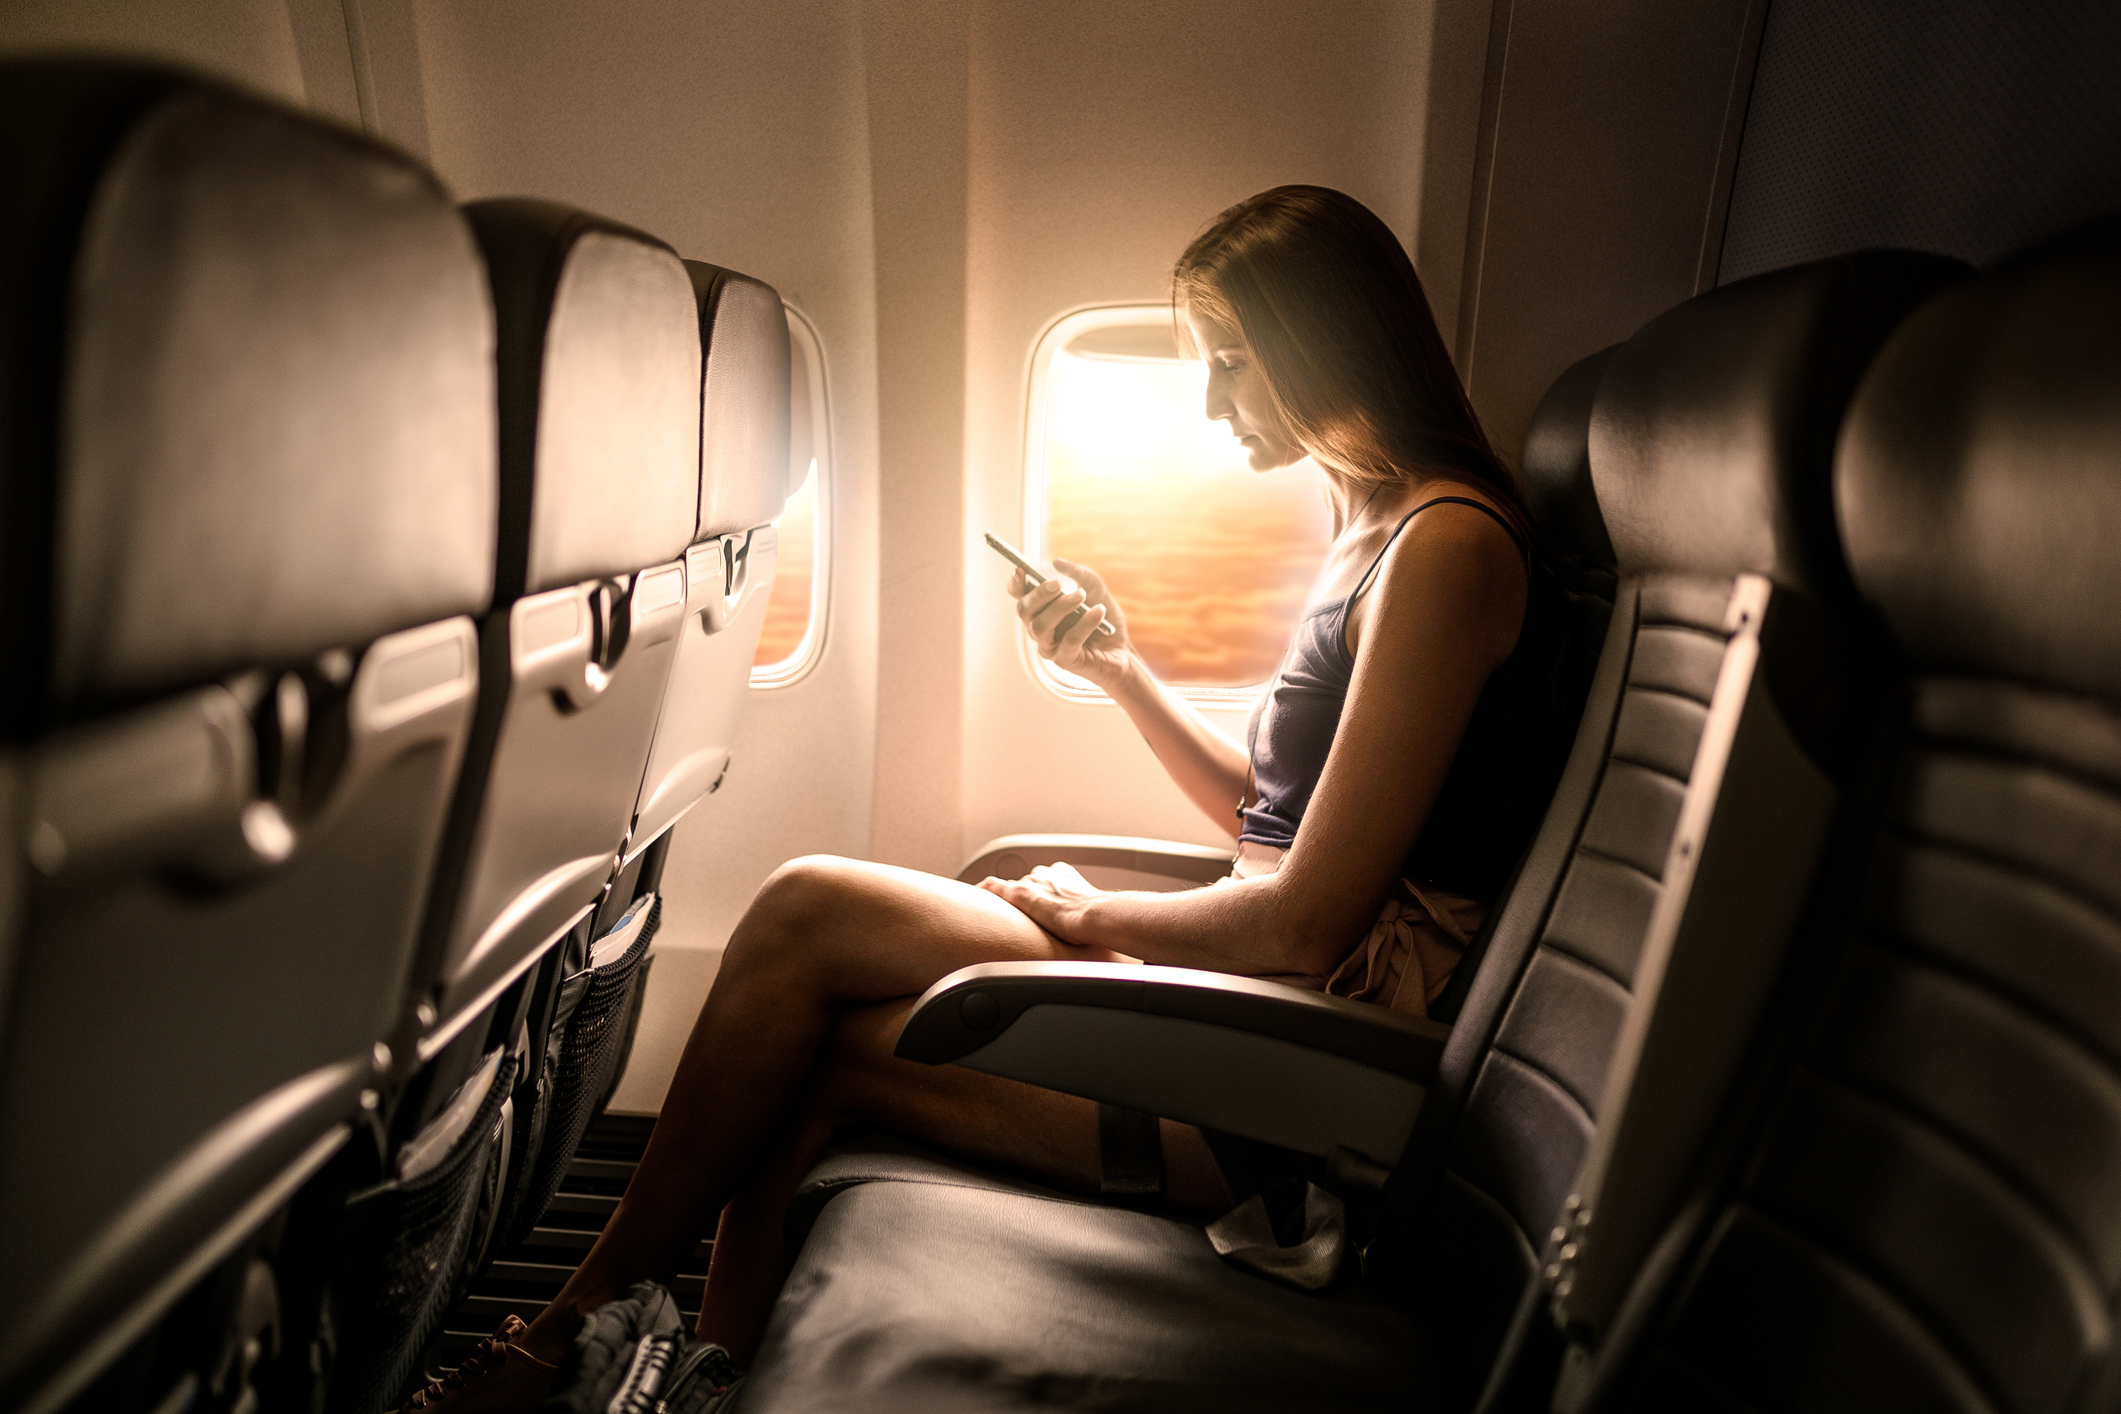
xmin=395 ymin=1315 xmax=559 ymax=1414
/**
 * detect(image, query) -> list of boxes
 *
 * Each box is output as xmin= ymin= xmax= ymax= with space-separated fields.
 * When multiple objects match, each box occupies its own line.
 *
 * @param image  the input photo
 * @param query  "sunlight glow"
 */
xmin=752 ymin=457 xmax=816 ymax=670
xmin=1038 ymin=331 xmax=1333 ymax=693
xmin=753 ymin=307 xmax=831 ymax=685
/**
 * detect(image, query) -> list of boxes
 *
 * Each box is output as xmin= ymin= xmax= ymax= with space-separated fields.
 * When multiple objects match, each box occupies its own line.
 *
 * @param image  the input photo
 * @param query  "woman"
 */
xmin=405 ymin=185 xmax=1574 ymax=1413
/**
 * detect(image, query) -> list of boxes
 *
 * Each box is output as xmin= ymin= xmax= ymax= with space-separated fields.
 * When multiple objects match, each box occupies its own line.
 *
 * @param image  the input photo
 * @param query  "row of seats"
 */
xmin=730 ymin=223 xmax=2121 ymax=1412
xmin=0 ymin=63 xmax=794 ymax=1414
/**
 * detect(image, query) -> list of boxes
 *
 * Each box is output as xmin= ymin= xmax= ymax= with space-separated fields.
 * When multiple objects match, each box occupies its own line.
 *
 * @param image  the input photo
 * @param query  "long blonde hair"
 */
xmin=1174 ymin=186 xmax=1527 ymax=524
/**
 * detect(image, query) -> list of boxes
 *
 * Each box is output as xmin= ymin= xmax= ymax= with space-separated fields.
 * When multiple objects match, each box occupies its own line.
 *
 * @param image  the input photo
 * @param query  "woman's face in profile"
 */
xmin=1188 ymin=307 xmax=1302 ymax=473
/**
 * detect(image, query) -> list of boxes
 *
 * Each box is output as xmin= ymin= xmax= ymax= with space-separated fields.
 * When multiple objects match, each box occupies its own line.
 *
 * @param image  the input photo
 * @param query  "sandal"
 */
xmin=395 ymin=1315 xmax=559 ymax=1413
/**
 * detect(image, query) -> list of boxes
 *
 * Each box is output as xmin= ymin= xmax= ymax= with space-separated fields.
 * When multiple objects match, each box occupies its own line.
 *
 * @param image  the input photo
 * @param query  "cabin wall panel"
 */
xmin=861 ymin=0 xmax=972 ymax=873
xmin=0 ymin=0 xmax=311 ymax=109
xmin=1452 ymin=0 xmax=1764 ymax=463
xmin=342 ymin=0 xmax=431 ymax=159
xmin=280 ymin=0 xmax=361 ymax=129
xmin=1415 ymin=0 xmax=1499 ymax=357
xmin=958 ymin=0 xmax=1449 ymax=865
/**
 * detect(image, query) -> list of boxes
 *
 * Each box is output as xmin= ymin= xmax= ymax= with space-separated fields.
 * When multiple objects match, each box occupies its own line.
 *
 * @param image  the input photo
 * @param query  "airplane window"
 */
xmin=752 ymin=308 xmax=831 ymax=685
xmin=1026 ymin=306 xmax=1332 ymax=700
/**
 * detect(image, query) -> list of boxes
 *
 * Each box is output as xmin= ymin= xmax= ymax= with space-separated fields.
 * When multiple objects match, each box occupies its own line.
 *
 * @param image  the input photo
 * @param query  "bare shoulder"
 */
xmin=1358 ymin=487 xmax=1529 ymax=664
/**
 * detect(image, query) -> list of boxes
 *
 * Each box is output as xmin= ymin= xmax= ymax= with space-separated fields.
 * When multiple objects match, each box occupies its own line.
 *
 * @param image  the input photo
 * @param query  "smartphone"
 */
xmin=983 ymin=531 xmax=1118 ymax=636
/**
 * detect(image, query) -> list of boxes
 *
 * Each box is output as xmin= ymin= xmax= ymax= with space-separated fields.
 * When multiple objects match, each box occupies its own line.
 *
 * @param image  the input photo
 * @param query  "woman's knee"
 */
xmin=723 ymin=854 xmax=859 ymax=972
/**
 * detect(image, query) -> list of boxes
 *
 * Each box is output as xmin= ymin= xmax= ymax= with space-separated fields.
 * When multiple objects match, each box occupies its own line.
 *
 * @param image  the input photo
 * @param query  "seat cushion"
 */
xmin=737 ymin=1149 xmax=1455 ymax=1414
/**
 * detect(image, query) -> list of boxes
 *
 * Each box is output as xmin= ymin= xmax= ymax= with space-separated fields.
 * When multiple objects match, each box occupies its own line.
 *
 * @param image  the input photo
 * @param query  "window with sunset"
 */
xmin=1029 ymin=308 xmax=1332 ymax=698
xmin=752 ymin=308 xmax=830 ymax=684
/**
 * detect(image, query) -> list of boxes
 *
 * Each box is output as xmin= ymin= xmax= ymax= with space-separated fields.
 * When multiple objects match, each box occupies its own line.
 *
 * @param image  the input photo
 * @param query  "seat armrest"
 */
xmin=957 ymin=834 xmax=1232 ymax=890
xmin=895 ymin=961 xmax=1449 ymax=1166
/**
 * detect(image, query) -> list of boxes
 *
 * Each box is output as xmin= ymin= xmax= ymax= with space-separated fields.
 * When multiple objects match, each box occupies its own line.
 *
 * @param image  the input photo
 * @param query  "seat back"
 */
xmin=626 ymin=261 xmax=792 ymax=860
xmin=1598 ymin=221 xmax=2121 ymax=1414
xmin=1521 ymin=345 xmax=1620 ymax=603
xmin=0 ymin=65 xmax=494 ymax=1414
xmin=409 ymin=199 xmax=699 ymax=1057
xmin=1373 ymin=251 xmax=1964 ymax=1376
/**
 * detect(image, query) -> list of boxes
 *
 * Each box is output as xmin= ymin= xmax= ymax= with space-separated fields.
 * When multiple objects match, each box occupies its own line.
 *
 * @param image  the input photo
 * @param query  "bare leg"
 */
xmin=693 ymin=999 xmax=1236 ymax=1365
xmin=514 ymin=856 xmax=1158 ymax=1364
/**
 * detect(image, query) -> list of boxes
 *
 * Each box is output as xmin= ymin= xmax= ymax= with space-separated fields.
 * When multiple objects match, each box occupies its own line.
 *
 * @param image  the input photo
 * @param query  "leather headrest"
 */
xmin=464 ymin=199 xmax=700 ymax=599
xmin=1590 ymin=251 xmax=1967 ymax=600
xmin=0 ymin=64 xmax=496 ymax=735
xmin=1839 ymin=218 xmax=2121 ymax=697
xmin=688 ymin=262 xmax=793 ymax=540
xmin=1521 ymin=346 xmax=1617 ymax=580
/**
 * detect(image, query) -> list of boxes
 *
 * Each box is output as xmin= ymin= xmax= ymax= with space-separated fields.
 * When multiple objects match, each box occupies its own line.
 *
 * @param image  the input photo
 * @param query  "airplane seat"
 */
xmin=549 ymin=263 xmax=791 ymax=1202
xmin=618 ymin=262 xmax=793 ymax=887
xmin=323 ymin=199 xmax=699 ymax=1412
xmin=0 ymin=63 xmax=494 ymax=1414
xmin=1576 ymin=218 xmax=2121 ymax=1413
xmin=725 ymin=251 xmax=1962 ymax=1413
xmin=1520 ymin=344 xmax=1620 ymax=603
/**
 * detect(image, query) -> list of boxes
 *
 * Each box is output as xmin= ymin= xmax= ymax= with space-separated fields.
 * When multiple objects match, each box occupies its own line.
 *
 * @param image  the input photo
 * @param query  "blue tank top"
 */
xmin=1239 ymin=496 xmax=1571 ymax=902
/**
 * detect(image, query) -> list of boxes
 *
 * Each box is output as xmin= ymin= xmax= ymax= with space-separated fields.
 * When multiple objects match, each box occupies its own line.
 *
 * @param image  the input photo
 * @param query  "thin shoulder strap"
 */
xmin=1348 ymin=494 xmax=1529 ymax=604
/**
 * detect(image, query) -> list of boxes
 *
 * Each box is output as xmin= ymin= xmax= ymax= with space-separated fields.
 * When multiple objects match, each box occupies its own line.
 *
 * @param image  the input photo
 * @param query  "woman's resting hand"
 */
xmin=1013 ymin=557 xmax=1132 ymax=691
xmin=979 ymin=860 xmax=1108 ymax=944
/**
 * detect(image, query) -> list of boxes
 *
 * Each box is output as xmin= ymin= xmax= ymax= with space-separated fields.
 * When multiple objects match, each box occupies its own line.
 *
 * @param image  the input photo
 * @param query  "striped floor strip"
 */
xmin=405 ymin=1114 xmax=711 ymax=1388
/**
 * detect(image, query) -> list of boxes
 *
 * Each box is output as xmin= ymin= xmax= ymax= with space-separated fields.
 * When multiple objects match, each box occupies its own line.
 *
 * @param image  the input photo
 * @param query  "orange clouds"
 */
xmin=1048 ymin=450 xmax=1331 ymax=688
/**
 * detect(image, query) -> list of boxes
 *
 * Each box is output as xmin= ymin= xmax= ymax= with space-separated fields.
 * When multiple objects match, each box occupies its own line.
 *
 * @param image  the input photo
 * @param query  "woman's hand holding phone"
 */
xmin=1014 ymin=556 xmax=1132 ymax=690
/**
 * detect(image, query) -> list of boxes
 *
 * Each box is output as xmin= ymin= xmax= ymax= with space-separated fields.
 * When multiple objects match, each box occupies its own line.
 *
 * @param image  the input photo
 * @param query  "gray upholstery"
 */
xmin=692 ymin=262 xmax=792 ymax=538
xmin=467 ymin=198 xmax=696 ymax=603
xmin=529 ymin=232 xmax=699 ymax=592
xmin=0 ymin=65 xmax=493 ymax=1414
xmin=1372 ymin=251 xmax=1962 ymax=1374
xmin=738 ymin=1146 xmax=1453 ymax=1414
xmin=54 ymin=95 xmax=495 ymax=709
xmin=409 ymin=199 xmax=701 ymax=1044
xmin=1603 ymin=220 xmax=2121 ymax=1413
xmin=1837 ymin=225 xmax=2121 ymax=699
xmin=1591 ymin=252 xmax=1964 ymax=602
xmin=625 ymin=261 xmax=793 ymax=856
xmin=1521 ymin=346 xmax=1618 ymax=585
xmin=0 ymin=67 xmax=495 ymax=731
xmin=356 ymin=202 xmax=704 ymax=1379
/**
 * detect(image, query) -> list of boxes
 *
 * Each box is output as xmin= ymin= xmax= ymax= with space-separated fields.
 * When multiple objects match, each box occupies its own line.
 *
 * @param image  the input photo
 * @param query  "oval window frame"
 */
xmin=750 ymin=304 xmax=833 ymax=688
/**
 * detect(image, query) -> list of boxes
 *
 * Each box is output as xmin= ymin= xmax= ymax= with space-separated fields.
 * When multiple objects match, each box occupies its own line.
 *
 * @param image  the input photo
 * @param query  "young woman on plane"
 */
xmin=405 ymin=184 xmax=1575 ymax=1413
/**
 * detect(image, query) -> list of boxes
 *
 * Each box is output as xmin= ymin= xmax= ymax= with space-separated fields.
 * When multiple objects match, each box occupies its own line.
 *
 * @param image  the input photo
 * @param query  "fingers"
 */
xmin=1014 ymin=573 xmax=1066 ymax=623
xmin=1054 ymin=602 xmax=1107 ymax=658
xmin=1052 ymin=558 xmax=1120 ymax=636
xmin=1025 ymin=580 xmax=1092 ymax=650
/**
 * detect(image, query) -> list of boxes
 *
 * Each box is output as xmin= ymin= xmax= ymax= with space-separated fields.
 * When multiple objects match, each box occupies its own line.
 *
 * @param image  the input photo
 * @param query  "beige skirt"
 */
xmin=1227 ymin=841 xmax=1484 ymax=1021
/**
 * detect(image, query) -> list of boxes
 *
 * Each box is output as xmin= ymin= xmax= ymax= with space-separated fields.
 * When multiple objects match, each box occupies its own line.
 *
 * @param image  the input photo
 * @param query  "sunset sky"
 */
xmin=751 ymin=459 xmax=816 ymax=668
xmin=1042 ymin=351 xmax=1333 ymax=688
xmin=754 ymin=349 xmax=1338 ymax=688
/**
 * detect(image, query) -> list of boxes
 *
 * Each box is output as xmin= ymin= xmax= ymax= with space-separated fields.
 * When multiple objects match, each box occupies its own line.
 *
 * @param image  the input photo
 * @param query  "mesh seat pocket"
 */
xmin=330 ymin=1047 xmax=516 ymax=1414
xmin=510 ymin=894 xmax=661 ymax=1245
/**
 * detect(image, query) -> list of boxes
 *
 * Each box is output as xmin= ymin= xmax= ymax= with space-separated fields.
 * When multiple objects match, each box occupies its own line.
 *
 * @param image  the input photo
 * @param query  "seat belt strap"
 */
xmin=1098 ymin=1104 xmax=1164 ymax=1196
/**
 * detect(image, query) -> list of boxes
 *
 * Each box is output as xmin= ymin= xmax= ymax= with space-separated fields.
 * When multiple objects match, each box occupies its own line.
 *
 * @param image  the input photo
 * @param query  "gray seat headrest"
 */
xmin=688 ymin=261 xmax=793 ymax=540
xmin=1590 ymin=251 xmax=1966 ymax=600
xmin=1521 ymin=346 xmax=1618 ymax=584
xmin=463 ymin=199 xmax=700 ymax=599
xmin=1839 ymin=217 xmax=2121 ymax=697
xmin=1 ymin=64 xmax=498 ymax=734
